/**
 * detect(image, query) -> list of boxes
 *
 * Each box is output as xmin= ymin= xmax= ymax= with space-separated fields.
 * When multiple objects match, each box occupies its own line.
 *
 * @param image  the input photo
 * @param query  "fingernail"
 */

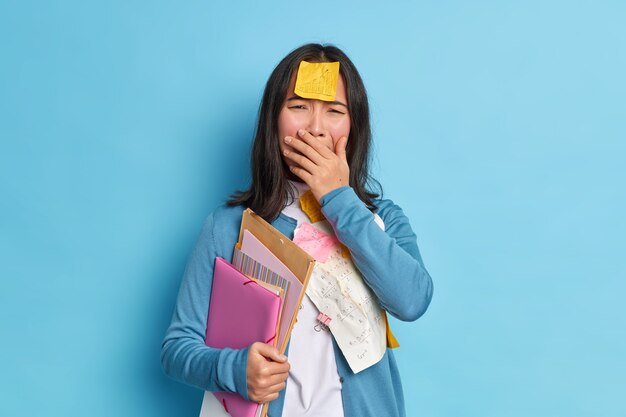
xmin=283 ymin=150 xmax=289 ymax=155
xmin=298 ymin=129 xmax=306 ymax=137
xmin=284 ymin=136 xmax=291 ymax=143
xmin=280 ymin=354 xmax=287 ymax=361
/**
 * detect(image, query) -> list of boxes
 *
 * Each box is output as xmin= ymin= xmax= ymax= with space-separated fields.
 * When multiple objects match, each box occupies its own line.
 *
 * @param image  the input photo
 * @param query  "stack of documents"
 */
xmin=201 ymin=209 xmax=315 ymax=417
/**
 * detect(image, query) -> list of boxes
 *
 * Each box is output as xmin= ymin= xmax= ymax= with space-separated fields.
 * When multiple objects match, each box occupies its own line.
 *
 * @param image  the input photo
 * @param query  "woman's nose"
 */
xmin=307 ymin=110 xmax=327 ymax=138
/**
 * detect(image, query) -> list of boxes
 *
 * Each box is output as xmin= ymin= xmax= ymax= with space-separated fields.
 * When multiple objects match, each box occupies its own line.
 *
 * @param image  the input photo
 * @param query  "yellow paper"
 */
xmin=340 ymin=244 xmax=351 ymax=259
xmin=299 ymin=190 xmax=325 ymax=223
xmin=294 ymin=61 xmax=340 ymax=101
xmin=383 ymin=311 xmax=400 ymax=348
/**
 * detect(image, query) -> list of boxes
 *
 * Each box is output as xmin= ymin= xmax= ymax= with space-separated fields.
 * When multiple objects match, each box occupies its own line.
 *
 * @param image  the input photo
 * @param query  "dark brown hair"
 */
xmin=227 ymin=43 xmax=381 ymax=221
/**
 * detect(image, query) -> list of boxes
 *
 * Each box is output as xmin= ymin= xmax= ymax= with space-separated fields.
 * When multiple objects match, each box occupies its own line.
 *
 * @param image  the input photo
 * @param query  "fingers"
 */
xmin=284 ymin=129 xmax=335 ymax=162
xmin=282 ymin=130 xmax=350 ymax=201
xmin=248 ymin=381 xmax=285 ymax=404
xmin=265 ymin=372 xmax=289 ymax=387
xmin=288 ymin=164 xmax=314 ymax=184
xmin=253 ymin=384 xmax=283 ymax=404
xmin=284 ymin=135 xmax=324 ymax=166
xmin=334 ymin=136 xmax=348 ymax=162
xmin=264 ymin=381 xmax=287 ymax=400
xmin=247 ymin=342 xmax=291 ymax=403
xmin=247 ymin=372 xmax=289 ymax=403
xmin=283 ymin=147 xmax=317 ymax=174
xmin=248 ymin=372 xmax=288 ymax=401
xmin=297 ymin=129 xmax=336 ymax=159
xmin=283 ymin=131 xmax=346 ymax=177
xmin=247 ymin=361 xmax=289 ymax=387
xmin=251 ymin=342 xmax=287 ymax=363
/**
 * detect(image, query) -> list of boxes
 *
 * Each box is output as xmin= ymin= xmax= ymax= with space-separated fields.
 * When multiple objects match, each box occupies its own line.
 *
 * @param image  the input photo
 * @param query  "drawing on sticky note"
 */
xmin=294 ymin=61 xmax=340 ymax=102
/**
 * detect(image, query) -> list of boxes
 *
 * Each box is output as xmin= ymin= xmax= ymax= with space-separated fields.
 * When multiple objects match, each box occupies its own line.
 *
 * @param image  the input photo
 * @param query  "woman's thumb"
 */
xmin=255 ymin=342 xmax=287 ymax=362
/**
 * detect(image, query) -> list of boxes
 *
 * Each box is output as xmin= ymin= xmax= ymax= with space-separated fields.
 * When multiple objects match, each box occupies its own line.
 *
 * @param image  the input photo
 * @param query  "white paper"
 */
xmin=294 ymin=219 xmax=387 ymax=373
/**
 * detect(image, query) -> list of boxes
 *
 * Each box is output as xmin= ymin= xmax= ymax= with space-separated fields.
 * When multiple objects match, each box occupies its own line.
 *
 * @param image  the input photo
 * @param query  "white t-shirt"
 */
xmin=281 ymin=181 xmax=344 ymax=417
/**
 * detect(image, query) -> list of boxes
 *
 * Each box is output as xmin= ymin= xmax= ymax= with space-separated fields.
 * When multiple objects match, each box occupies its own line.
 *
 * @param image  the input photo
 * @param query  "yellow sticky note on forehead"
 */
xmin=294 ymin=61 xmax=340 ymax=101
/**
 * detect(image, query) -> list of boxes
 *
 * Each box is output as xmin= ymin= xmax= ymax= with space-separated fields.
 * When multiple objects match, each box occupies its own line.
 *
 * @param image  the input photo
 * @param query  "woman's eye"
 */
xmin=329 ymin=109 xmax=345 ymax=114
xmin=289 ymin=105 xmax=307 ymax=110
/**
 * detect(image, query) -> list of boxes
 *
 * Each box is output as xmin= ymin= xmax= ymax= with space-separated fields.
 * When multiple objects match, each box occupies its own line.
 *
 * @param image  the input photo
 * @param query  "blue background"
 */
xmin=1 ymin=1 xmax=625 ymax=416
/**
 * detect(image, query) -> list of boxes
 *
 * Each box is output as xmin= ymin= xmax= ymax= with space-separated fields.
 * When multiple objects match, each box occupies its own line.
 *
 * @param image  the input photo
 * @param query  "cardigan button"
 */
xmin=339 ymin=377 xmax=344 ymax=383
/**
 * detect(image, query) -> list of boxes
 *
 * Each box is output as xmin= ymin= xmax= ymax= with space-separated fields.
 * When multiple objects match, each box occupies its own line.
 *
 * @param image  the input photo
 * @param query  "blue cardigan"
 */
xmin=161 ymin=186 xmax=434 ymax=417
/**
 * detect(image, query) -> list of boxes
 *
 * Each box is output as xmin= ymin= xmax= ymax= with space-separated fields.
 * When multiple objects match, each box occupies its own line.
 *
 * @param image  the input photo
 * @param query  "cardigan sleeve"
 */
xmin=320 ymin=187 xmax=434 ymax=322
xmin=160 ymin=212 xmax=250 ymax=399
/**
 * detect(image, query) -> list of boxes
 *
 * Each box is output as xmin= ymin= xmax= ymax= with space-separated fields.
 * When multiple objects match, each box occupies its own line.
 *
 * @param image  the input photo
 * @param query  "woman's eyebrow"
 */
xmin=286 ymin=96 xmax=348 ymax=108
xmin=327 ymin=100 xmax=348 ymax=108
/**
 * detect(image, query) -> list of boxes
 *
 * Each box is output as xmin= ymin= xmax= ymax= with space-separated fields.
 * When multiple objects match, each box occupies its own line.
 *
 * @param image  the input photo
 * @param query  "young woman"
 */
xmin=161 ymin=43 xmax=434 ymax=417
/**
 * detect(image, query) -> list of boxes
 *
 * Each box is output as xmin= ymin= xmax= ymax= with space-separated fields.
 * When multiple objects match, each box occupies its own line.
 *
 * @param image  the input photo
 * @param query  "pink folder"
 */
xmin=205 ymin=257 xmax=281 ymax=417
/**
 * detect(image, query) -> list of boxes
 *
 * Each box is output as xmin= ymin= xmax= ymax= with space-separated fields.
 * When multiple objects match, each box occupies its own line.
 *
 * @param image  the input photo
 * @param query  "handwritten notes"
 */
xmin=293 ymin=221 xmax=387 ymax=373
